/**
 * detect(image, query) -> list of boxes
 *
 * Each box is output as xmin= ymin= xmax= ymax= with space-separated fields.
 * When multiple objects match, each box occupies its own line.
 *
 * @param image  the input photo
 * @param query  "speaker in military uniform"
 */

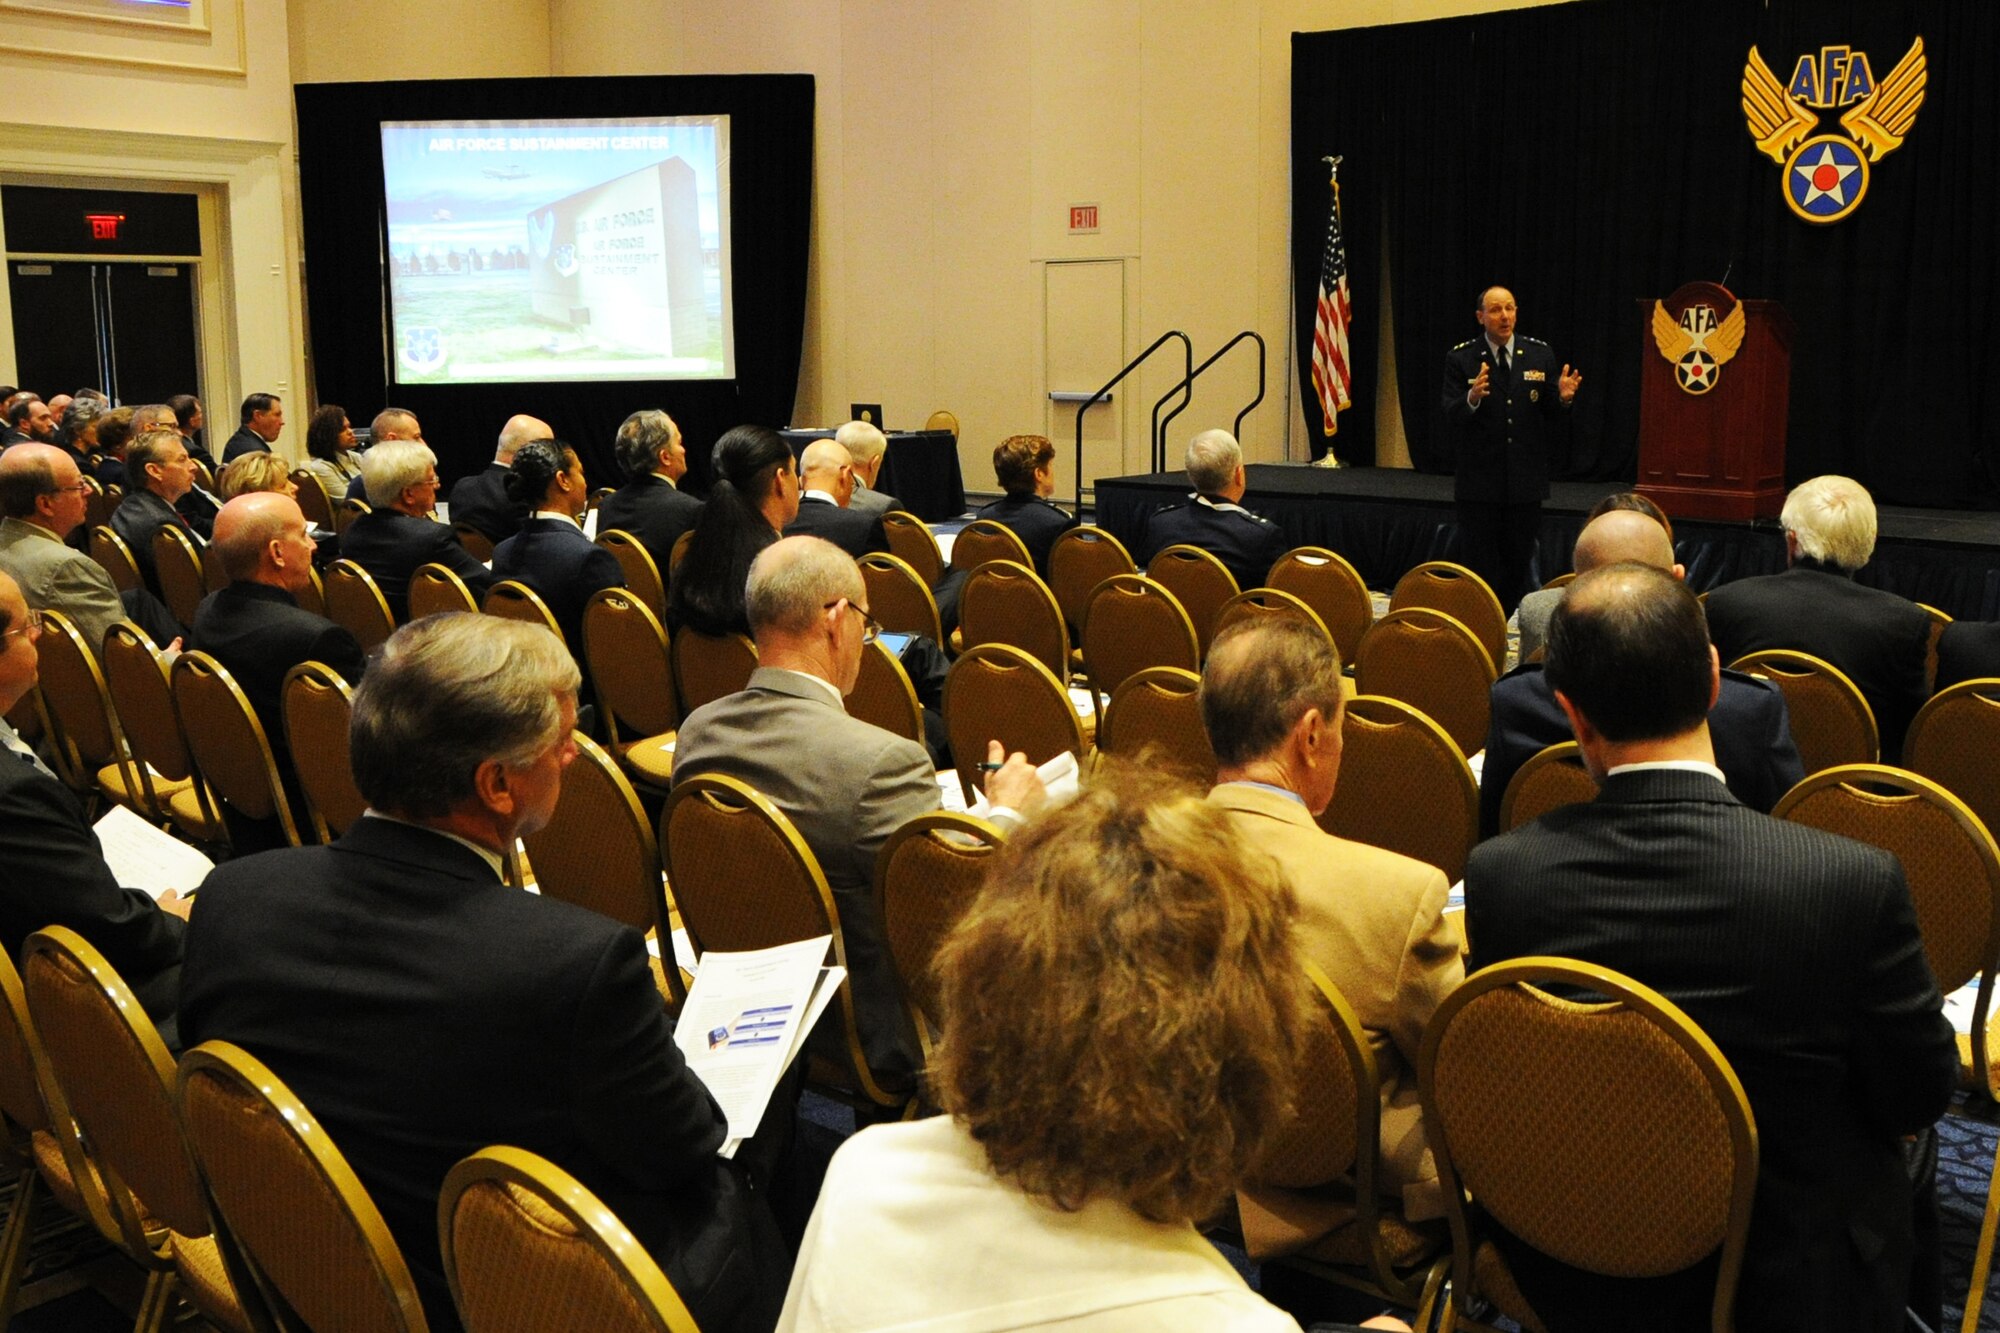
xmin=1138 ymin=429 xmax=1288 ymax=593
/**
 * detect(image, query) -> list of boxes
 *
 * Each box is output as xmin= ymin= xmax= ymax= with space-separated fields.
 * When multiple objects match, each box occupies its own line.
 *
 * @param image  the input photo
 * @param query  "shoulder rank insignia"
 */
xmin=1652 ymin=295 xmax=1746 ymax=395
xmin=1742 ymin=38 xmax=1925 ymax=225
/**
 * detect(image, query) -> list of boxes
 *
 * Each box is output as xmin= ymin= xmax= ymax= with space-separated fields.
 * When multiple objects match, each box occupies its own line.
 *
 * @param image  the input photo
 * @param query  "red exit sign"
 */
xmin=85 ymin=213 xmax=125 ymax=240
xmin=1068 ymin=203 xmax=1099 ymax=234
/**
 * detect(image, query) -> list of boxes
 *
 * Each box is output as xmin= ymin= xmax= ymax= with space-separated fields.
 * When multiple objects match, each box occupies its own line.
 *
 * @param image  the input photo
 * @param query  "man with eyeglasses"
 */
xmin=0 ymin=569 xmax=193 ymax=1046
xmin=340 ymin=439 xmax=494 ymax=621
xmin=674 ymin=536 xmax=1048 ymax=1094
xmin=0 ymin=443 xmax=169 ymax=652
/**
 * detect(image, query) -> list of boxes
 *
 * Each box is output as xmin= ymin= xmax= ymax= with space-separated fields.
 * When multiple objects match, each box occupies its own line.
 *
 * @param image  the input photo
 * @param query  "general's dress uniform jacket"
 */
xmin=1440 ymin=335 xmax=1567 ymax=504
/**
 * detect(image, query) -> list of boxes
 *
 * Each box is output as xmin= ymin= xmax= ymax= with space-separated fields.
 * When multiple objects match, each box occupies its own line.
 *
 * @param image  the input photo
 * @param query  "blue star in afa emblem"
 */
xmin=1782 ymin=135 xmax=1871 ymax=224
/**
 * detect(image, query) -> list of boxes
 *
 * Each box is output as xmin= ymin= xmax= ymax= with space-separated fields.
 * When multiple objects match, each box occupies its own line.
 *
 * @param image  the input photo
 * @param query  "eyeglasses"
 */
xmin=824 ymin=598 xmax=881 ymax=644
xmin=0 ymin=609 xmax=44 ymax=642
xmin=45 ymin=482 xmax=92 ymax=497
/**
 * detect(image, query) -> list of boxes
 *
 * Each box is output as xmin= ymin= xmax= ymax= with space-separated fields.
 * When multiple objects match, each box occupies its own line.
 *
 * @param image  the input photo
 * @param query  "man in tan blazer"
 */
xmin=1201 ymin=617 xmax=1462 ymax=1260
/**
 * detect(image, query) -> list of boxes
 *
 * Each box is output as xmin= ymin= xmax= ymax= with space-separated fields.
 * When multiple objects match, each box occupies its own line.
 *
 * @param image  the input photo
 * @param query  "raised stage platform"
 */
xmin=1092 ymin=464 xmax=2000 ymax=622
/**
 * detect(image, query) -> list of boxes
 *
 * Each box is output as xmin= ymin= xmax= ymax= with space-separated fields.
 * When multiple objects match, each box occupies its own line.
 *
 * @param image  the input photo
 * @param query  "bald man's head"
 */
xmin=496 ymin=414 xmax=553 ymax=462
xmin=213 ymin=492 xmax=314 ymax=588
xmin=799 ymin=440 xmax=851 ymax=483
xmin=1572 ymin=508 xmax=1677 ymax=576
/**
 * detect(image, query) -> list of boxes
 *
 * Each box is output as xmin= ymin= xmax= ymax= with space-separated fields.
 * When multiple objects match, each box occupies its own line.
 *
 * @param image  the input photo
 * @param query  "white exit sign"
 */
xmin=1068 ymin=203 xmax=1099 ymax=234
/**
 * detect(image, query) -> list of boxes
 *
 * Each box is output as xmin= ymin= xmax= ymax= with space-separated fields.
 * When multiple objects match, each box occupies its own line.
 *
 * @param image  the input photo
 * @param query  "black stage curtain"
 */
xmin=1292 ymin=1 xmax=2000 ymax=508
xmin=294 ymin=76 xmax=813 ymax=494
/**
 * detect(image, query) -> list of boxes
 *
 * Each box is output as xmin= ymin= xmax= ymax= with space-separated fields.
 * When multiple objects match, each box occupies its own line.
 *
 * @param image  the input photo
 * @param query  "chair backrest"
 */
xmin=201 ymin=540 xmax=230 ymax=595
xmin=440 ymin=1147 xmax=697 ymax=1333
xmin=101 ymin=621 xmax=205 ymax=811
xmin=1267 ymin=546 xmax=1374 ymax=665
xmin=188 ymin=456 xmax=216 ymax=494
xmin=583 ymin=589 xmax=679 ymax=744
xmin=1919 ymin=602 xmax=1951 ymax=696
xmin=325 ymin=559 xmax=397 ymax=653
xmin=177 ymin=1041 xmax=430 ymax=1333
xmin=292 ymin=470 xmax=335 ymax=530
xmin=661 ymin=774 xmax=900 ymax=1106
xmin=408 ymin=562 xmax=480 ymax=619
xmin=282 ymin=661 xmax=366 ymax=841
xmin=1098 ymin=666 xmax=1216 ymax=787
xmin=668 ymin=529 xmax=695 ymax=578
xmin=1728 ymin=648 xmax=1878 ymax=774
xmin=923 ymin=410 xmax=959 ymax=438
xmin=1213 ymin=587 xmax=1337 ymax=656
xmin=1320 ymin=695 xmax=1478 ymax=883
xmin=1541 ymin=570 xmax=1578 ymax=592
xmin=484 ymin=580 xmax=563 ymax=640
xmin=1904 ymin=678 xmax=2000 ymax=850
xmin=1046 ymin=526 xmax=1136 ymax=633
xmin=1145 ymin=545 xmax=1241 ymax=658
xmin=858 ymin=552 xmax=944 ymax=644
xmin=873 ymin=813 xmax=1005 ymax=1057
xmin=670 ymin=629 xmax=758 ymax=716
xmin=957 ymin=558 xmax=1070 ymax=681
xmin=296 ymin=565 xmax=328 ymax=618
xmin=1390 ymin=560 xmax=1507 ymax=671
xmin=1420 ymin=957 xmax=1758 ymax=1328
xmin=335 ymin=496 xmax=371 ymax=535
xmin=1498 ymin=741 xmax=1597 ymax=833
xmin=0 ymin=947 xmax=55 ymax=1144
xmin=88 ymin=524 xmax=141 ymax=594
xmin=949 ymin=518 xmax=1032 ymax=576
xmin=82 ymin=475 xmax=112 ymax=531
xmin=847 ymin=638 xmax=924 ymax=744
xmin=150 ymin=524 xmax=210 ymax=628
xmin=451 ymin=522 xmax=494 ymax=562
xmin=1079 ymin=574 xmax=1200 ymax=720
xmin=1250 ymin=962 xmax=1372 ymax=1217
xmin=33 ymin=607 xmax=135 ymax=794
xmin=172 ymin=649 xmax=303 ymax=845
xmin=1352 ymin=607 xmax=1496 ymax=758
xmin=595 ymin=530 xmax=667 ymax=620
xmin=943 ymin=643 xmax=1085 ymax=804
xmin=880 ymin=511 xmax=943 ymax=588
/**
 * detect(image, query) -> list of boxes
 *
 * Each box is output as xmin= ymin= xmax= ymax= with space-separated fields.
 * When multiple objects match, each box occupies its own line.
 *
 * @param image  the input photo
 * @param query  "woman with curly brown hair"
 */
xmin=776 ymin=767 xmax=1322 ymax=1331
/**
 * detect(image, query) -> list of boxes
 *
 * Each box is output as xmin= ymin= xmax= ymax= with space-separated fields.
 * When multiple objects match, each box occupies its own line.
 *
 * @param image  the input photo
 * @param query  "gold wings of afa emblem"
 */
xmin=1741 ymin=38 xmax=1926 ymax=225
xmin=1653 ymin=298 xmax=1746 ymax=396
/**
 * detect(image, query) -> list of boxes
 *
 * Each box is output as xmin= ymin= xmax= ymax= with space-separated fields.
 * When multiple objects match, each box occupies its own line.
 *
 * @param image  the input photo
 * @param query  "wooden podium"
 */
xmin=1635 ymin=282 xmax=1793 ymax=521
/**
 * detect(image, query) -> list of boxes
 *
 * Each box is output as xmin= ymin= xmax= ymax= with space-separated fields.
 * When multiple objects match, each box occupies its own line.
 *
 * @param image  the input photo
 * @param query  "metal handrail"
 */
xmin=1071 ymin=330 xmax=1191 ymax=509
xmin=1153 ymin=330 xmax=1267 ymax=471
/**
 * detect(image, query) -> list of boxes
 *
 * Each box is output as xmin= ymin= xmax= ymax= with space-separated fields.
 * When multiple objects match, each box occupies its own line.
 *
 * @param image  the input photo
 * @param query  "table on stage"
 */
xmin=780 ymin=428 xmax=966 ymax=522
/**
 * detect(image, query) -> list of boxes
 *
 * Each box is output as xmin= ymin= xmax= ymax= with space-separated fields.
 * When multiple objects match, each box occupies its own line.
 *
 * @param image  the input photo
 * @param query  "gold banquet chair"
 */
xmin=81 ymin=475 xmax=112 ymax=532
xmin=521 ymin=734 xmax=684 ymax=1009
xmin=1728 ymin=649 xmax=1877 ymax=775
xmin=336 ymin=496 xmax=372 ymax=536
xmin=1214 ymin=587 xmax=1339 ymax=656
xmin=1353 ymin=608 xmax=1496 ymax=760
xmin=89 ymin=524 xmax=143 ymax=595
xmin=291 ymin=469 xmax=335 ymax=531
xmin=881 ymin=510 xmax=945 ymax=590
xmin=596 ymin=529 xmax=667 ymax=621
xmin=1245 ymin=963 xmax=1448 ymax=1326
xmin=1146 ymin=544 xmax=1241 ymax=658
xmin=923 ymin=409 xmax=959 ymax=439
xmin=582 ymin=588 xmax=679 ymax=794
xmin=1773 ymin=766 xmax=2000 ymax=1101
xmin=440 ymin=1147 xmax=700 ymax=1333
xmin=172 ymin=650 xmax=305 ymax=847
xmin=23 ymin=929 xmax=261 ymax=1333
xmin=670 ymin=628 xmax=758 ymax=716
xmin=957 ymin=558 xmax=1072 ymax=683
xmin=451 ymin=522 xmax=494 ymax=562
xmin=1268 ymin=546 xmax=1374 ymax=665
xmin=873 ymin=813 xmax=1006 ymax=1063
xmin=1320 ymin=696 xmax=1478 ymax=885
xmin=848 ymin=638 xmax=925 ymax=745
xmin=1418 ymin=958 xmax=1758 ymax=1333
xmin=408 ymin=561 xmax=480 ymax=619
xmin=484 ymin=579 xmax=563 ymax=639
xmin=1391 ymin=560 xmax=1508 ymax=673
xmin=943 ymin=643 xmax=1086 ymax=805
xmin=1904 ymin=679 xmax=2000 ymax=851
xmin=152 ymin=525 xmax=210 ymax=630
xmin=667 ymin=530 xmax=696 ymax=579
xmin=324 ymin=558 xmax=397 ymax=654
xmin=661 ymin=774 xmax=907 ymax=1112
xmin=1047 ymin=526 xmax=1135 ymax=638
xmin=948 ymin=518 xmax=1032 ymax=578
xmin=859 ymin=552 xmax=945 ymax=645
xmin=1078 ymin=573 xmax=1200 ymax=729
xmin=101 ymin=622 xmax=225 ymax=843
xmin=1097 ymin=666 xmax=1216 ymax=788
xmin=1919 ymin=602 xmax=1951 ymax=696
xmin=281 ymin=661 xmax=368 ymax=841
xmin=1498 ymin=741 xmax=1598 ymax=833
xmin=177 ymin=1040 xmax=430 ymax=1333
xmin=33 ymin=608 xmax=148 ymax=812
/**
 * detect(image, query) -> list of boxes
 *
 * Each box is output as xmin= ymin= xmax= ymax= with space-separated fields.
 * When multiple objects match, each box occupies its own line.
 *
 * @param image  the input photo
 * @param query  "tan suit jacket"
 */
xmin=0 ymin=516 xmax=124 ymax=652
xmin=1209 ymin=783 xmax=1461 ymax=1254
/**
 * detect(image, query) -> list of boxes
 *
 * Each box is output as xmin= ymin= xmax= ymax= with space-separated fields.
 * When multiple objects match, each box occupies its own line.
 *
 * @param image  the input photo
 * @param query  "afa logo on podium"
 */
xmin=1741 ymin=38 xmax=1927 ymax=224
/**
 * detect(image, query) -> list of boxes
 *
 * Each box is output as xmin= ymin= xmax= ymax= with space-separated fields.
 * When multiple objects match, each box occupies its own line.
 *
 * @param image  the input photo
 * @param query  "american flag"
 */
xmin=1311 ymin=167 xmax=1353 ymax=437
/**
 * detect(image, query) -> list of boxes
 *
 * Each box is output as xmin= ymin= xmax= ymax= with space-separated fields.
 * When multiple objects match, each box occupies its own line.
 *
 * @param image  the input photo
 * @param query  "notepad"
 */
xmin=92 ymin=805 xmax=214 ymax=900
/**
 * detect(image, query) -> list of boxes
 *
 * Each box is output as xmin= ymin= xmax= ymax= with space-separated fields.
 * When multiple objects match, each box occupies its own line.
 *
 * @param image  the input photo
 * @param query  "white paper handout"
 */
xmin=92 ymin=804 xmax=215 ymax=900
xmin=674 ymin=935 xmax=845 ymax=1158
xmin=956 ymin=750 xmax=1081 ymax=820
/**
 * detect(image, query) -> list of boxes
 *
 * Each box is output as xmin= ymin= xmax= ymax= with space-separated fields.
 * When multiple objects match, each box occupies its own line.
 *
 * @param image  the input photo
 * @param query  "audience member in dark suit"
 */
xmin=190 ymin=493 xmax=366 ymax=849
xmin=0 ymin=570 xmax=192 ymax=1046
xmin=489 ymin=440 xmax=624 ymax=666
xmin=1 ymin=395 xmax=54 ymax=449
xmin=112 ymin=427 xmax=202 ymax=602
xmin=97 ymin=405 xmax=219 ymax=538
xmin=166 ymin=394 xmax=215 ymax=472
xmin=1703 ymin=475 xmax=1929 ymax=762
xmin=1934 ymin=619 xmax=2000 ymax=694
xmin=179 ymin=614 xmax=789 ymax=1333
xmin=784 ymin=439 xmax=889 ymax=558
xmin=1466 ymin=562 xmax=1957 ymax=1333
xmin=674 ymin=536 xmax=1047 ymax=1091
xmin=973 ymin=433 xmax=1078 ymax=578
xmin=1138 ymin=428 xmax=1288 ymax=591
xmin=667 ymin=424 xmax=797 ymax=637
xmin=1480 ymin=509 xmax=1803 ymax=837
xmin=836 ymin=420 xmax=902 ymax=518
xmin=447 ymin=413 xmax=547 ymax=545
xmin=598 ymin=407 xmax=703 ymax=573
xmin=220 ymin=392 xmax=284 ymax=463
xmin=340 ymin=440 xmax=494 ymax=621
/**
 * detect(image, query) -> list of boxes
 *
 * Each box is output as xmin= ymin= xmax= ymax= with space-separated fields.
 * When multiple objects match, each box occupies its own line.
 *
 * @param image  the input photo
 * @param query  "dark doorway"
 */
xmin=8 ymin=260 xmax=200 ymax=405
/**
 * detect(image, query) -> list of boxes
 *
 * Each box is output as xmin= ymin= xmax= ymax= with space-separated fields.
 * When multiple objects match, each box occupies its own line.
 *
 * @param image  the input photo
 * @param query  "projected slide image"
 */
xmin=381 ymin=116 xmax=733 ymax=384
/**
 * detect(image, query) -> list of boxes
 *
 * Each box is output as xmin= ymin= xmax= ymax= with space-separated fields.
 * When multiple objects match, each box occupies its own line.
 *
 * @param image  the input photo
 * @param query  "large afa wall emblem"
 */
xmin=1741 ymin=38 xmax=1926 ymax=224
